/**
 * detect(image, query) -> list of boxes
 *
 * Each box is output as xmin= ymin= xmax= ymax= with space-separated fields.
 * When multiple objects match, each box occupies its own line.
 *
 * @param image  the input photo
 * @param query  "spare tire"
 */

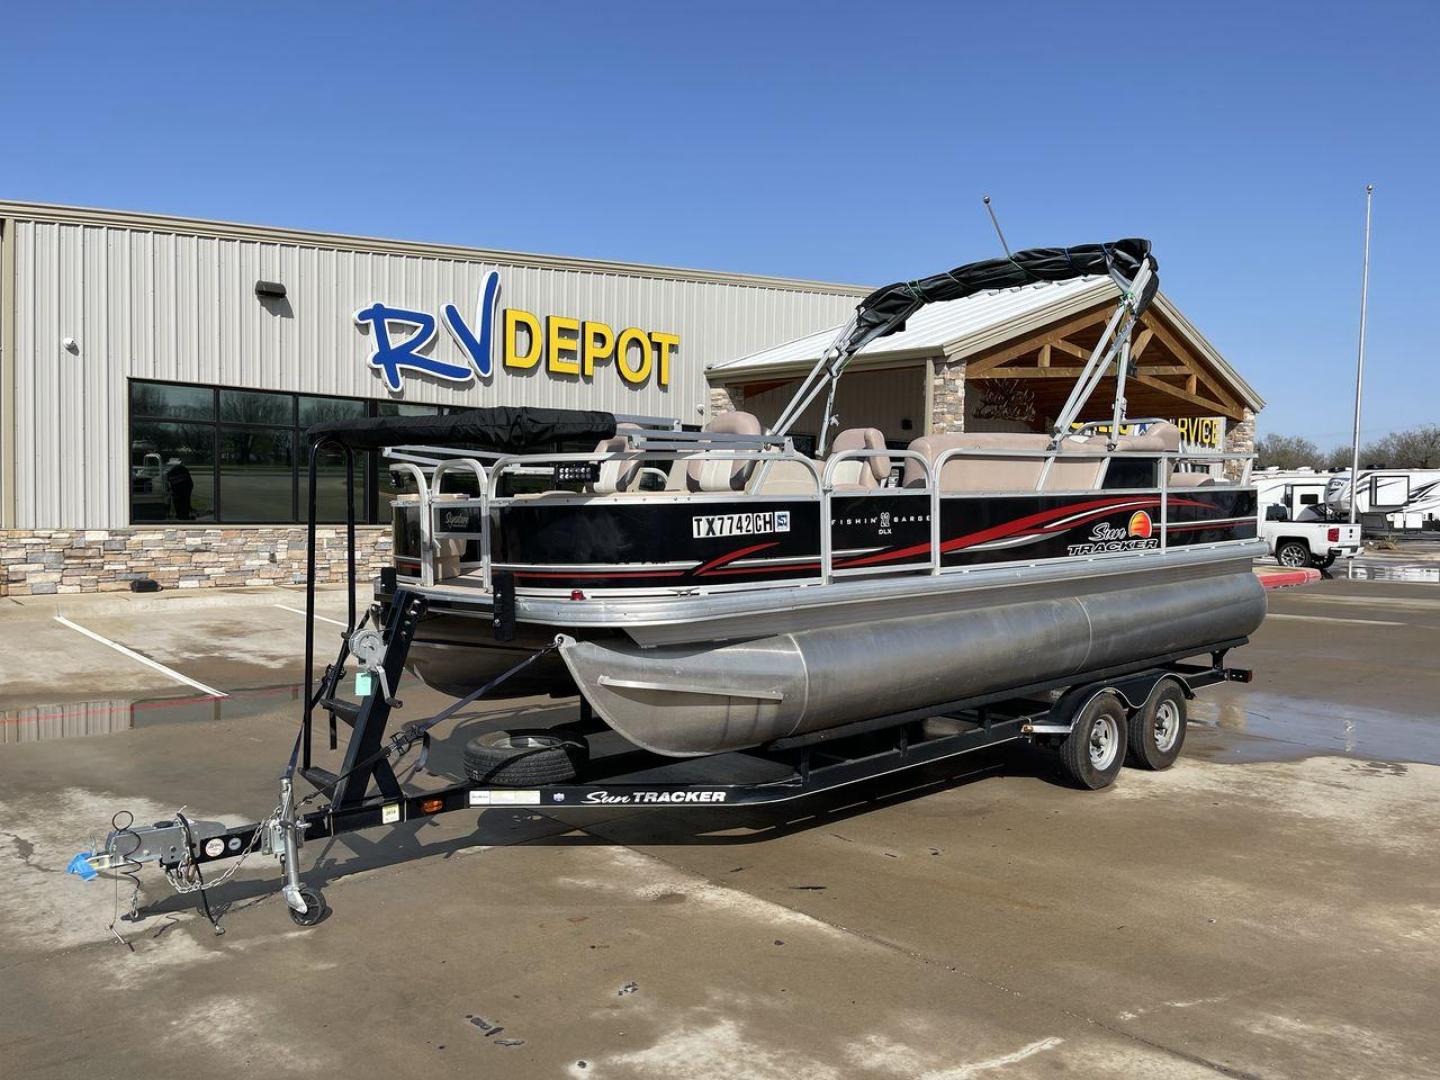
xmin=463 ymin=728 xmax=587 ymax=786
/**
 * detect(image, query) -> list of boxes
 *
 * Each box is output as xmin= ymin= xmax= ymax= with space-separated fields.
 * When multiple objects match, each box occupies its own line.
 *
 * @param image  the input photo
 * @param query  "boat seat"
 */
xmin=828 ymin=428 xmax=891 ymax=491
xmin=684 ymin=411 xmax=764 ymax=492
xmin=587 ymin=423 xmax=642 ymax=494
xmin=753 ymin=458 xmax=822 ymax=495
xmin=1113 ymin=422 xmax=1181 ymax=454
xmin=903 ymin=432 xmax=1084 ymax=492
xmin=1169 ymin=472 xmax=1216 ymax=488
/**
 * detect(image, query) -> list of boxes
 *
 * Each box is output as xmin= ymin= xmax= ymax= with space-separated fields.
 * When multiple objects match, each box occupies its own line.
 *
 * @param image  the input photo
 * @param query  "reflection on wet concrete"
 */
xmin=0 ymin=684 xmax=302 ymax=744
xmin=1189 ymin=692 xmax=1440 ymax=766
xmin=1343 ymin=561 xmax=1440 ymax=583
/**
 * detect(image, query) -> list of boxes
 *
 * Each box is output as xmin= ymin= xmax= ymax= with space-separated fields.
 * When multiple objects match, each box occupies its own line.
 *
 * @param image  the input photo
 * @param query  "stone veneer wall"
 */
xmin=1 ymin=526 xmax=393 ymax=597
xmin=1223 ymin=407 xmax=1257 ymax=480
xmin=931 ymin=357 xmax=966 ymax=434
xmin=708 ymin=382 xmax=744 ymax=416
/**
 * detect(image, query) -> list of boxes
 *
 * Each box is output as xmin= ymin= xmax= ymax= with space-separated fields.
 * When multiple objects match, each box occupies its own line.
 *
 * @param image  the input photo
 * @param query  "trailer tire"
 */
xmin=464 ymin=728 xmax=587 ymax=786
xmin=1126 ymin=681 xmax=1187 ymax=771
xmin=1058 ymin=692 xmax=1127 ymax=790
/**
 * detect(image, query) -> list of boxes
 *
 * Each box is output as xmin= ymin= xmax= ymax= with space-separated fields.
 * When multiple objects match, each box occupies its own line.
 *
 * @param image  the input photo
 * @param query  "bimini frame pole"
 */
xmin=771 ymin=314 xmax=860 ymax=440
xmin=302 ymin=438 xmax=321 ymax=771
xmin=1048 ymin=258 xmax=1153 ymax=443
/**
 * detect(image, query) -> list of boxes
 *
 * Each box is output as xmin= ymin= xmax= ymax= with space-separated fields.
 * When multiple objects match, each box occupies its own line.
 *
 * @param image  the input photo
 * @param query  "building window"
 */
xmin=129 ymin=380 xmax=447 ymax=525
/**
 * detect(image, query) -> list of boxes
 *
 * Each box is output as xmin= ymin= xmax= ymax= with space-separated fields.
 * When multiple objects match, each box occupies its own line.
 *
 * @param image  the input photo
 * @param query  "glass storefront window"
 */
xmin=301 ymin=442 xmax=367 ymax=523
xmin=130 ymin=421 xmax=217 ymax=522
xmin=221 ymin=389 xmax=293 ymax=426
xmin=129 ymin=379 xmax=462 ymax=525
xmin=376 ymin=401 xmax=444 ymax=417
xmin=299 ymin=395 xmax=367 ymax=427
xmin=219 ymin=428 xmax=295 ymax=522
xmin=131 ymin=382 xmax=214 ymax=421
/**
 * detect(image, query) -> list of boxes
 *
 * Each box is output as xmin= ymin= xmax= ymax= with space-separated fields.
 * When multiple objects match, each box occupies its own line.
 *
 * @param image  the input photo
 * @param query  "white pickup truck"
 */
xmin=1259 ymin=502 xmax=1363 ymax=569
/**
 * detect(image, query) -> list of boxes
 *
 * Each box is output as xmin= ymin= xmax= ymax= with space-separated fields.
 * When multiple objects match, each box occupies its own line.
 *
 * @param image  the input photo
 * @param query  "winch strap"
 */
xmin=301 ymin=640 xmax=561 ymax=808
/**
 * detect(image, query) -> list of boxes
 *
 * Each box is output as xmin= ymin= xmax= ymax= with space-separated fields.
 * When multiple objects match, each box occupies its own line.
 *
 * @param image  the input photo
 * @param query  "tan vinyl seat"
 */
xmin=753 ymin=458 xmax=822 ymax=496
xmin=1168 ymin=472 xmax=1216 ymax=488
xmin=683 ymin=411 xmax=764 ymax=492
xmin=587 ymin=423 xmax=642 ymax=494
xmin=903 ymin=432 xmax=1053 ymax=492
xmin=828 ymin=428 xmax=891 ymax=491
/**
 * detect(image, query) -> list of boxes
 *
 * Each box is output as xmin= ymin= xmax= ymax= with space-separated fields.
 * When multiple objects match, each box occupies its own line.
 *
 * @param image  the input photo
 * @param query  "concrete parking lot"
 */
xmin=1 ymin=573 xmax=1437 ymax=1079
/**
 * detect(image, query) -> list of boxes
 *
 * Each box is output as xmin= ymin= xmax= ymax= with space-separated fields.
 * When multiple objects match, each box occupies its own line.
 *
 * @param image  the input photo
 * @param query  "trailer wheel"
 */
xmin=1126 ymin=681 xmax=1187 ymax=771
xmin=1276 ymin=540 xmax=1311 ymax=568
xmin=1058 ymin=692 xmax=1127 ymax=790
xmin=464 ymin=728 xmax=587 ymax=786
xmin=288 ymin=885 xmax=327 ymax=927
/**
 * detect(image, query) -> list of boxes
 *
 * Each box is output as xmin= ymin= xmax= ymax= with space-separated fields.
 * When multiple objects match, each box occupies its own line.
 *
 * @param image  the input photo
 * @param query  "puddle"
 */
xmin=1341 ymin=562 xmax=1440 ymax=584
xmin=0 ymin=684 xmax=303 ymax=744
xmin=1190 ymin=693 xmax=1440 ymax=766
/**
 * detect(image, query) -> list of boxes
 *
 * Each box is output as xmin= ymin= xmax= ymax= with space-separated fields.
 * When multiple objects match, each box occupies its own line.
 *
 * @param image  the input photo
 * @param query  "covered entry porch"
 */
xmin=708 ymin=276 xmax=1262 ymax=457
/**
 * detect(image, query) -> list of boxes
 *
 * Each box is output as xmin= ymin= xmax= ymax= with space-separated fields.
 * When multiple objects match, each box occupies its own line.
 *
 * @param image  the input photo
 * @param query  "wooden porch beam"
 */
xmin=1140 ymin=316 xmax=1241 ymax=413
xmin=1130 ymin=373 xmax=1241 ymax=419
xmin=963 ymin=305 xmax=1116 ymax=377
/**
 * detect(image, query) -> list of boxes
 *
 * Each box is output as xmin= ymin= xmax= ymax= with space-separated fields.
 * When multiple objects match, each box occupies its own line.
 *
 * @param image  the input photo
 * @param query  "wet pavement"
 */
xmin=0 ymin=579 xmax=1438 ymax=1078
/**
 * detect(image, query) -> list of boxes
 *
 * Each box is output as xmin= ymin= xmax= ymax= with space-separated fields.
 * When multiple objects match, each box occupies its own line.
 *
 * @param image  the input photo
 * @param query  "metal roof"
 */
xmin=709 ymin=277 xmax=1115 ymax=374
xmin=708 ymin=275 xmax=1264 ymax=411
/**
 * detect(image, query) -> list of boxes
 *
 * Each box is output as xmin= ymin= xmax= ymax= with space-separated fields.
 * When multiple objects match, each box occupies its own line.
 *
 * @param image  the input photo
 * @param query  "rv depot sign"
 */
xmin=356 ymin=271 xmax=680 ymax=393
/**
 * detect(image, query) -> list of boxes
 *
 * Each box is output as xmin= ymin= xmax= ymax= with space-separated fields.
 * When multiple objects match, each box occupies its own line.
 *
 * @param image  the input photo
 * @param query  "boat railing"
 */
xmin=821 ymin=448 xmax=938 ymax=578
xmin=392 ymin=441 xmax=1256 ymax=592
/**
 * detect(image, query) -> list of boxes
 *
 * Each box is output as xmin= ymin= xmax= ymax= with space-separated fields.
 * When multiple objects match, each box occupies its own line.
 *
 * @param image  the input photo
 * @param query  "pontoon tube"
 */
xmin=559 ymin=568 xmax=1265 ymax=756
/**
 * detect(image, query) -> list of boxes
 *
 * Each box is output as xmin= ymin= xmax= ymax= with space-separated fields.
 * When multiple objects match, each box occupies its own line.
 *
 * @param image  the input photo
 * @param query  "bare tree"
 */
xmin=1256 ymin=433 xmax=1320 ymax=470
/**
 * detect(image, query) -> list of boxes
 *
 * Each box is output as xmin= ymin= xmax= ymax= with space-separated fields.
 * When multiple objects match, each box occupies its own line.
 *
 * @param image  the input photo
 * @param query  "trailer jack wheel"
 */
xmin=287 ymin=885 xmax=327 ymax=927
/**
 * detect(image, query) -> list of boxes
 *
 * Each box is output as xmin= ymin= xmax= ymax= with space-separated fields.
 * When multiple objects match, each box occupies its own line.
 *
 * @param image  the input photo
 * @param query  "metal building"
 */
xmin=0 ymin=202 xmax=864 ymax=593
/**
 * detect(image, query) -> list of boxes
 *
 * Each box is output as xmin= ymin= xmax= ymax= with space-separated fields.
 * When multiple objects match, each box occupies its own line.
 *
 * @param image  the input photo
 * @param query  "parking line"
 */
xmin=53 ymin=615 xmax=228 ymax=698
xmin=1266 ymin=613 xmax=1405 ymax=627
xmin=274 ymin=604 xmax=348 ymax=628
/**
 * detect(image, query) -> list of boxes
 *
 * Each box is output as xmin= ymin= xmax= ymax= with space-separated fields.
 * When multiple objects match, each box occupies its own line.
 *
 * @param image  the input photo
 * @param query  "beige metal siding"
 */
xmin=10 ymin=218 xmax=860 ymax=528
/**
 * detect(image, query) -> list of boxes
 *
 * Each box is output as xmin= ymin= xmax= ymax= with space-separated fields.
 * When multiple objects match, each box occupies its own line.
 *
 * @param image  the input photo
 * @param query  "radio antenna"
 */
xmin=982 ymin=194 xmax=1013 ymax=259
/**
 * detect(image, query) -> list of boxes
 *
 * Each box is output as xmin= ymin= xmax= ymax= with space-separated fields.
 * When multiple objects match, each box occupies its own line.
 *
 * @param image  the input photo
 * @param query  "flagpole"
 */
xmin=1347 ymin=184 xmax=1374 ymax=525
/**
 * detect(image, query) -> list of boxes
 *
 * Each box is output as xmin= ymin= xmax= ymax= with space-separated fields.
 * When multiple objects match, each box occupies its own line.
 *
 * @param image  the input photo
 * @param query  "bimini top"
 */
xmin=306 ymin=406 xmax=617 ymax=451
xmin=838 ymin=238 xmax=1158 ymax=357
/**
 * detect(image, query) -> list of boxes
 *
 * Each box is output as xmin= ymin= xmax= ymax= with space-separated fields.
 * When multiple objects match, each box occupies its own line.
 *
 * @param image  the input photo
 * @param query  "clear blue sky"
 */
xmin=4 ymin=1 xmax=1436 ymax=447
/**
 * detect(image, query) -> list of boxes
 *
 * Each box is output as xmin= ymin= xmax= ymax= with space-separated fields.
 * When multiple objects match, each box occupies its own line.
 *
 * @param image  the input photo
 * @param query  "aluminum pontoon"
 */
xmin=75 ymin=238 xmax=1267 ymax=928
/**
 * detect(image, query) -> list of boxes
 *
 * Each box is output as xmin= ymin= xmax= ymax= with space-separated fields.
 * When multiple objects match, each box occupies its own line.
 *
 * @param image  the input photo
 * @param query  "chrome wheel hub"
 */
xmin=1088 ymin=715 xmax=1119 ymax=770
xmin=1153 ymin=699 xmax=1180 ymax=753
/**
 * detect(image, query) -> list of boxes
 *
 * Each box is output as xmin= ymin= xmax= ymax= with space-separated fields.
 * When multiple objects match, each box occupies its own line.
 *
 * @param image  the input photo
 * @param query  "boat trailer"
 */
xmin=76 ymin=582 xmax=1251 ymax=930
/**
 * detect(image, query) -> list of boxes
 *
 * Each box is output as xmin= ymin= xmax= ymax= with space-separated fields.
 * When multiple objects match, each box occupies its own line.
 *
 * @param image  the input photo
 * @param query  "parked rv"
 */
xmin=1253 ymin=468 xmax=1334 ymax=521
xmin=1325 ymin=470 xmax=1440 ymax=533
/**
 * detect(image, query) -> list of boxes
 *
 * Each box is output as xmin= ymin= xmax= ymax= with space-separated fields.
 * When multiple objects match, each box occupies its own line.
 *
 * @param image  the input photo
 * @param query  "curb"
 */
xmin=1255 ymin=568 xmax=1321 ymax=590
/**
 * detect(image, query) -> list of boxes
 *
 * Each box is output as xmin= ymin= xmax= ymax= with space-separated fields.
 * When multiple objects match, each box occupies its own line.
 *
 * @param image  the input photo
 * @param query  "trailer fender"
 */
xmin=1052 ymin=671 xmax=1192 ymax=729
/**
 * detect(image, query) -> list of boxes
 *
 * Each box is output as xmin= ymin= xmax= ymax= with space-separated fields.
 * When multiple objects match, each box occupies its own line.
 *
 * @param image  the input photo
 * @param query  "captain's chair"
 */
xmin=587 ymin=423 xmax=642 ymax=494
xmin=684 ymin=411 xmax=764 ymax=492
xmin=829 ymin=428 xmax=891 ymax=491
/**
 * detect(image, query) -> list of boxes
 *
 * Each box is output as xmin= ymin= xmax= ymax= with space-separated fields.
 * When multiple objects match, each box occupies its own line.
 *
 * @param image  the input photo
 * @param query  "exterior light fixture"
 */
xmin=255 ymin=280 xmax=287 ymax=299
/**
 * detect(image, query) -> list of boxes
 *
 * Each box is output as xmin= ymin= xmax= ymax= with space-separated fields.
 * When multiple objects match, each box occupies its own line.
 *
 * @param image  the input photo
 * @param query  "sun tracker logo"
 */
xmin=1065 ymin=509 xmax=1161 ymax=556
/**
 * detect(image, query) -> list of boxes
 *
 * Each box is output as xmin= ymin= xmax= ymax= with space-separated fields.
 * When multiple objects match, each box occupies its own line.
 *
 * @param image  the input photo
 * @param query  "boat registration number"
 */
xmin=692 ymin=511 xmax=791 ymax=539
